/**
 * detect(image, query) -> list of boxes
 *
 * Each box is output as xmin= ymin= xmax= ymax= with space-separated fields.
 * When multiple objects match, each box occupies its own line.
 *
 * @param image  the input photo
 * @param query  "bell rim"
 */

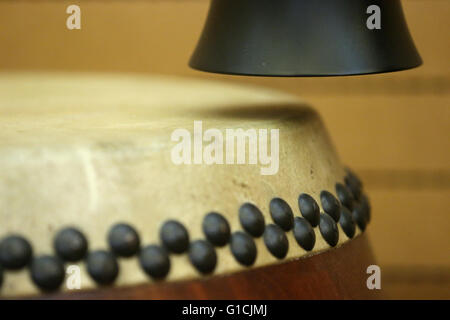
xmin=189 ymin=59 xmax=423 ymax=78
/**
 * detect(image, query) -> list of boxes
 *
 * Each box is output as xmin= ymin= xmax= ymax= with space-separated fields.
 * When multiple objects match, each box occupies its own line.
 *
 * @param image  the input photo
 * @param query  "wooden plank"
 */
xmin=310 ymin=96 xmax=450 ymax=171
xmin=382 ymin=265 xmax=450 ymax=299
xmin=367 ymin=189 xmax=450 ymax=267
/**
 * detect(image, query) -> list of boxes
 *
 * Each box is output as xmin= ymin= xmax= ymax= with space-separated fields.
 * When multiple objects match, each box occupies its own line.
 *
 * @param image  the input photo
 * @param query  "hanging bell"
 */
xmin=189 ymin=0 xmax=422 ymax=76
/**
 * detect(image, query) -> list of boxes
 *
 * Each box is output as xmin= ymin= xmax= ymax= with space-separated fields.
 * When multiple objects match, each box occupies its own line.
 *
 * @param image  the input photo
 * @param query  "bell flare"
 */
xmin=189 ymin=0 xmax=422 ymax=77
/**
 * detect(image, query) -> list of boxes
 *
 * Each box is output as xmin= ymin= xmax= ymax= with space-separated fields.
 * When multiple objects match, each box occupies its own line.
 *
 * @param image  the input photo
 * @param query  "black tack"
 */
xmin=238 ymin=203 xmax=265 ymax=237
xmin=202 ymin=212 xmax=231 ymax=247
xmin=335 ymin=183 xmax=354 ymax=211
xmin=54 ymin=227 xmax=88 ymax=262
xmin=320 ymin=190 xmax=341 ymax=222
xmin=339 ymin=207 xmax=356 ymax=239
xmin=230 ymin=231 xmax=257 ymax=266
xmin=352 ymin=203 xmax=368 ymax=231
xmin=139 ymin=245 xmax=171 ymax=279
xmin=346 ymin=168 xmax=363 ymax=189
xmin=319 ymin=213 xmax=339 ymax=247
xmin=298 ymin=193 xmax=320 ymax=227
xmin=345 ymin=169 xmax=362 ymax=201
xmin=160 ymin=220 xmax=190 ymax=254
xmin=360 ymin=194 xmax=372 ymax=223
xmin=293 ymin=217 xmax=316 ymax=251
xmin=86 ymin=250 xmax=119 ymax=285
xmin=263 ymin=224 xmax=289 ymax=259
xmin=188 ymin=240 xmax=217 ymax=274
xmin=108 ymin=223 xmax=141 ymax=257
xmin=0 ymin=235 xmax=33 ymax=270
xmin=269 ymin=198 xmax=294 ymax=231
xmin=30 ymin=255 xmax=65 ymax=292
xmin=345 ymin=178 xmax=361 ymax=201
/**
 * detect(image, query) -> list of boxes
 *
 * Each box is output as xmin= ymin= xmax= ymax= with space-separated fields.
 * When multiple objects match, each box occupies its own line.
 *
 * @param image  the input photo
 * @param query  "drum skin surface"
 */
xmin=0 ymin=73 xmax=375 ymax=298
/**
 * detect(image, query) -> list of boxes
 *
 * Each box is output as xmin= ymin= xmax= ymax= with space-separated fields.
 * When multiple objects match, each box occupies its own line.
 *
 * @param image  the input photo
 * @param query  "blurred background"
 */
xmin=0 ymin=0 xmax=448 ymax=299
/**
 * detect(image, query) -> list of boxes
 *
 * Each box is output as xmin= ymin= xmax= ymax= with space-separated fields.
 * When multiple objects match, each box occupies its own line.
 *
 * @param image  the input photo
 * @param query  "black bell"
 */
xmin=190 ymin=0 xmax=422 ymax=76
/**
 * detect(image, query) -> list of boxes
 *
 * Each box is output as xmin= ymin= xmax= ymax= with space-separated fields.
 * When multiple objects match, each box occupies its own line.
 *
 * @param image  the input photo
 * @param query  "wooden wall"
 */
xmin=0 ymin=0 xmax=448 ymax=299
